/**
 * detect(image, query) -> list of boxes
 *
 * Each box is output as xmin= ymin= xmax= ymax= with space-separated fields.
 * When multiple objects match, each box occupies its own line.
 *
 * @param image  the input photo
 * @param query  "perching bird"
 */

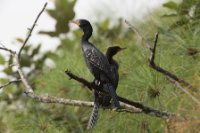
xmin=99 ymin=46 xmax=126 ymax=106
xmin=86 ymin=46 xmax=126 ymax=129
xmin=70 ymin=19 xmax=122 ymax=129
xmin=70 ymin=19 xmax=120 ymax=108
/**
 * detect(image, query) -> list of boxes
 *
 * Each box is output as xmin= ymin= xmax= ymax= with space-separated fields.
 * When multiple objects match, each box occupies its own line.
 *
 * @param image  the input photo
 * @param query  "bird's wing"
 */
xmin=85 ymin=48 xmax=111 ymax=75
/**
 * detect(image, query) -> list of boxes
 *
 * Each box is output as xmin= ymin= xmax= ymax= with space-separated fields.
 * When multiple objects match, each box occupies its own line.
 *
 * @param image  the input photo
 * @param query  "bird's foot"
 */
xmin=94 ymin=80 xmax=101 ymax=86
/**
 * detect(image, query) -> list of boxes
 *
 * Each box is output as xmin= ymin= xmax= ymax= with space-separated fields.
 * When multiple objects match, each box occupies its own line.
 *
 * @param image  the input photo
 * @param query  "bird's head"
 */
xmin=70 ymin=19 xmax=92 ymax=32
xmin=106 ymin=46 xmax=126 ymax=57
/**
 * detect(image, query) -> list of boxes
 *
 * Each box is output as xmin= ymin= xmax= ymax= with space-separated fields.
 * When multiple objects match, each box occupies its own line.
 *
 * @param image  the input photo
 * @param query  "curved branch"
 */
xmin=18 ymin=2 xmax=47 ymax=59
xmin=149 ymin=33 xmax=200 ymax=105
xmin=125 ymin=20 xmax=200 ymax=105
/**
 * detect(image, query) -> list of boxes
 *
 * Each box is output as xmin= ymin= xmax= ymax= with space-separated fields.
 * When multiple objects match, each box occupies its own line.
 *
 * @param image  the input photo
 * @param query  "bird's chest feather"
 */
xmin=82 ymin=47 xmax=101 ymax=74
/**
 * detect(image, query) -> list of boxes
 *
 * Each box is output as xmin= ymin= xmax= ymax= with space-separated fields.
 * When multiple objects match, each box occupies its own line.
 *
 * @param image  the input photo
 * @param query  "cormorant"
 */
xmin=87 ymin=46 xmax=125 ymax=129
xmin=100 ymin=46 xmax=126 ymax=106
xmin=70 ymin=19 xmax=120 ymax=108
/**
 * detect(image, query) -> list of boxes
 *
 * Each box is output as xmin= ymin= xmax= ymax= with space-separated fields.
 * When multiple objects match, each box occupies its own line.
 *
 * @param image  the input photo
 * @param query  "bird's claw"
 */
xmin=94 ymin=80 xmax=101 ymax=86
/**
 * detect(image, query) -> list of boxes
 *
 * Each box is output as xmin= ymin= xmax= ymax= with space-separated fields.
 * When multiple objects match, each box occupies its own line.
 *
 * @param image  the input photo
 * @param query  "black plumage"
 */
xmin=86 ymin=46 xmax=125 ymax=129
xmin=71 ymin=19 xmax=124 ymax=129
xmin=99 ymin=46 xmax=126 ymax=106
xmin=71 ymin=19 xmax=120 ymax=108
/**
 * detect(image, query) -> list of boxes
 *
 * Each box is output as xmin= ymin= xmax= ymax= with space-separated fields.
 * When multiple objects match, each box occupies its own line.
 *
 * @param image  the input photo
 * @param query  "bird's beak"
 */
xmin=70 ymin=20 xmax=80 ymax=26
xmin=119 ymin=47 xmax=126 ymax=51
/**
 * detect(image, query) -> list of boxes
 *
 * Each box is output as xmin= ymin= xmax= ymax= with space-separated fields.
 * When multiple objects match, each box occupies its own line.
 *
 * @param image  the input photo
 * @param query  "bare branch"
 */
xmin=149 ymin=33 xmax=200 ymax=105
xmin=125 ymin=20 xmax=199 ymax=105
xmin=65 ymin=70 xmax=181 ymax=119
xmin=0 ymin=47 xmax=15 ymax=54
xmin=65 ymin=70 xmax=93 ymax=90
xmin=18 ymin=2 xmax=48 ymax=59
xmin=29 ymin=93 xmax=143 ymax=114
xmin=0 ymin=79 xmax=21 ymax=90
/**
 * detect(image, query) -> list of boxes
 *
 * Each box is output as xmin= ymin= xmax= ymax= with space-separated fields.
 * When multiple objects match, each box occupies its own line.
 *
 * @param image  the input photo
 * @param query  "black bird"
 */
xmin=100 ymin=46 xmax=126 ymax=106
xmin=87 ymin=46 xmax=125 ymax=129
xmin=71 ymin=19 xmax=120 ymax=108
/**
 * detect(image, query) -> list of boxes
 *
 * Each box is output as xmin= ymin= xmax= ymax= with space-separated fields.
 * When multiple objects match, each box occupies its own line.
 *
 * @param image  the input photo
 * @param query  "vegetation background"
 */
xmin=0 ymin=0 xmax=200 ymax=132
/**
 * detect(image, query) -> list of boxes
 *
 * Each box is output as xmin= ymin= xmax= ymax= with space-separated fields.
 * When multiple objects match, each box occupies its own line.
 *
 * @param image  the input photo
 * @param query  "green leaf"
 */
xmin=31 ymin=44 xmax=41 ymax=57
xmin=0 ymin=55 xmax=5 ymax=64
xmin=39 ymin=0 xmax=76 ymax=37
xmin=38 ymin=31 xmax=58 ymax=37
xmin=15 ymin=37 xmax=24 ymax=44
xmin=3 ymin=67 xmax=12 ymax=75
xmin=46 ymin=9 xmax=57 ymax=19
xmin=20 ymin=54 xmax=31 ymax=67
xmin=163 ymin=1 xmax=178 ymax=11
xmin=161 ymin=13 xmax=178 ymax=18
xmin=101 ymin=19 xmax=110 ymax=29
xmin=169 ymin=18 xmax=189 ymax=30
xmin=8 ymin=55 xmax=13 ymax=65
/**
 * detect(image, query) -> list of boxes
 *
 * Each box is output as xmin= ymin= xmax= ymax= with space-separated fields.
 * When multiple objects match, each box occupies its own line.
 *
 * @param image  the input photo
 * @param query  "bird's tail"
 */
xmin=104 ymin=83 xmax=120 ymax=108
xmin=87 ymin=91 xmax=100 ymax=129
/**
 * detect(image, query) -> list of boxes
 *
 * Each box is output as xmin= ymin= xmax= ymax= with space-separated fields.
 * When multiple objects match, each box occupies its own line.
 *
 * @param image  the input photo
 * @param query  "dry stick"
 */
xmin=18 ymin=2 xmax=48 ymax=59
xmin=65 ymin=70 xmax=177 ymax=119
xmin=0 ymin=79 xmax=21 ymax=89
xmin=125 ymin=20 xmax=199 ymax=105
xmin=149 ymin=33 xmax=200 ymax=105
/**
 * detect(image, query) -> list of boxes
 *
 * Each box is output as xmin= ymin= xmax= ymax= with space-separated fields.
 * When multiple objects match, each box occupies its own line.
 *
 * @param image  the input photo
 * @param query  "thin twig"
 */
xmin=0 ymin=79 xmax=21 ymax=89
xmin=18 ymin=2 xmax=48 ymax=59
xmin=0 ymin=47 xmax=15 ymax=54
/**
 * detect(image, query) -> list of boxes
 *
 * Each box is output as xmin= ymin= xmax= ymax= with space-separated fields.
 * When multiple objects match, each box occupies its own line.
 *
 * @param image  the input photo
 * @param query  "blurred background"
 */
xmin=0 ymin=0 xmax=200 ymax=132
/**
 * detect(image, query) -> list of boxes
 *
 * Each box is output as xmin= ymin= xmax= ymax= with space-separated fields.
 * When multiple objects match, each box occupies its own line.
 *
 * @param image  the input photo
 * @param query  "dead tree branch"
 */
xmin=18 ymin=2 xmax=48 ymax=59
xmin=125 ymin=20 xmax=199 ymax=105
xmin=149 ymin=33 xmax=200 ymax=105
xmin=65 ymin=70 xmax=180 ymax=119
xmin=0 ymin=79 xmax=21 ymax=90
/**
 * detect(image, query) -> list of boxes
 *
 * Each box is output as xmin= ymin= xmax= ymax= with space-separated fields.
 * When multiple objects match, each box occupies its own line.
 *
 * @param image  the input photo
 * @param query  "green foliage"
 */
xmin=0 ymin=55 xmax=5 ymax=64
xmin=162 ymin=0 xmax=200 ymax=30
xmin=39 ymin=0 xmax=76 ymax=37
xmin=163 ymin=1 xmax=178 ymax=11
xmin=1 ymin=0 xmax=200 ymax=132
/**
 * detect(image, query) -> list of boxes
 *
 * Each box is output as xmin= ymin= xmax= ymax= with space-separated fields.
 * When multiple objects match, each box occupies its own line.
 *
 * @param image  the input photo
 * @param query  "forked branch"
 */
xmin=149 ymin=33 xmax=200 ymax=105
xmin=125 ymin=20 xmax=199 ymax=105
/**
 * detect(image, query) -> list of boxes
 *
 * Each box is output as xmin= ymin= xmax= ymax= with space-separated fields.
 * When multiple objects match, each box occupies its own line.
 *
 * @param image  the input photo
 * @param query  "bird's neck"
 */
xmin=106 ymin=54 xmax=114 ymax=63
xmin=81 ymin=28 xmax=92 ymax=42
xmin=106 ymin=52 xmax=114 ymax=62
